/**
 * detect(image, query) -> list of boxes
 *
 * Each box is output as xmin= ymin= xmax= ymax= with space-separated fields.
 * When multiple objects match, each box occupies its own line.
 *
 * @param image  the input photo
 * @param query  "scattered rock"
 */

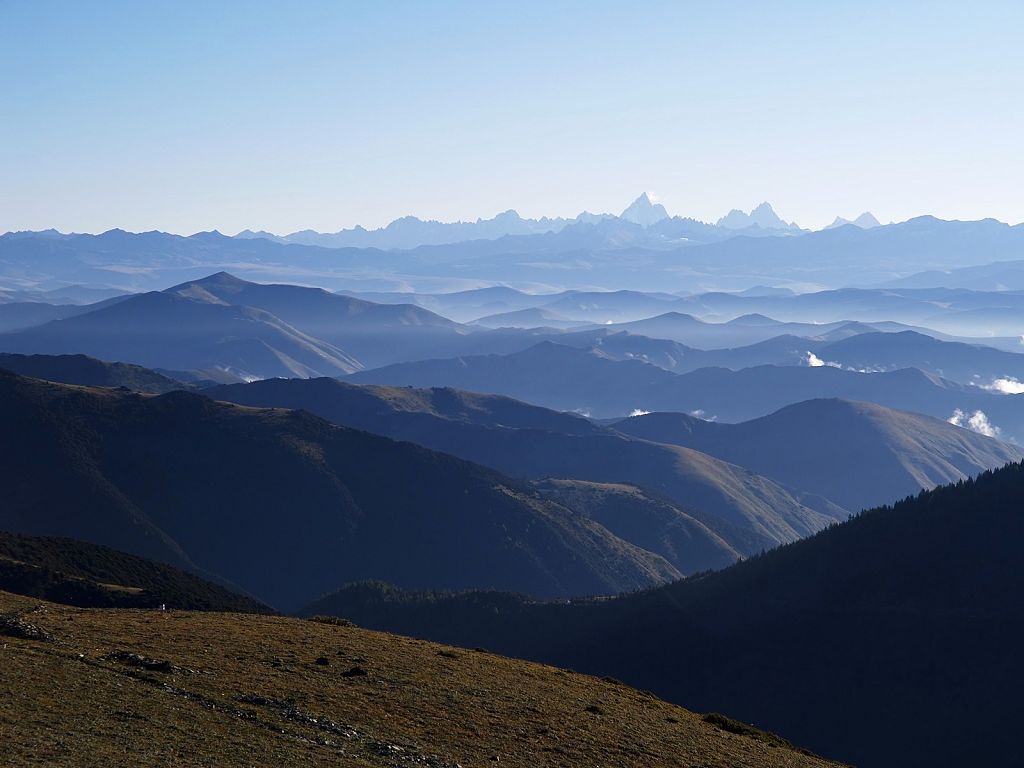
xmin=306 ymin=615 xmax=354 ymax=627
xmin=102 ymin=649 xmax=181 ymax=673
xmin=237 ymin=694 xmax=358 ymax=739
xmin=0 ymin=613 xmax=54 ymax=642
xmin=366 ymin=741 xmax=464 ymax=766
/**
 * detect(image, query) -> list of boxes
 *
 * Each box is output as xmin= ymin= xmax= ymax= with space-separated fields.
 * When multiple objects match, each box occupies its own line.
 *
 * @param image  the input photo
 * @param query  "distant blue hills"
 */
xmin=232 ymin=194 xmax=810 ymax=250
xmin=3 ymin=206 xmax=1022 ymax=294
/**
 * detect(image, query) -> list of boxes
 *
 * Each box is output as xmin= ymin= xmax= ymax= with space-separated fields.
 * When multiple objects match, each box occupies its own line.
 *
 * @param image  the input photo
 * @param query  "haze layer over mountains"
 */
xmin=3 ymin=195 xmax=1024 ymax=768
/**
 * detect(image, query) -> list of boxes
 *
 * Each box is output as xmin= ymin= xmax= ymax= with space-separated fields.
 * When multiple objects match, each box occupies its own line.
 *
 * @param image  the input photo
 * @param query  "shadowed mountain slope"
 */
xmin=532 ymin=479 xmax=740 ymax=572
xmin=305 ymin=461 xmax=1024 ymax=768
xmin=0 ymin=371 xmax=678 ymax=610
xmin=0 ymin=531 xmax=271 ymax=613
xmin=0 ymin=352 xmax=186 ymax=393
xmin=209 ymin=376 xmax=842 ymax=558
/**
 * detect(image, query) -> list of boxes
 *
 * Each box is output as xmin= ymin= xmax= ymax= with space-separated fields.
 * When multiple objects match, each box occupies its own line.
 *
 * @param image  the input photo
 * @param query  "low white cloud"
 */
xmin=629 ymin=408 xmax=650 ymax=417
xmin=804 ymin=351 xmax=842 ymax=368
xmin=689 ymin=409 xmax=717 ymax=422
xmin=849 ymin=364 xmax=888 ymax=374
xmin=979 ymin=376 xmax=1024 ymax=395
xmin=947 ymin=408 xmax=1002 ymax=438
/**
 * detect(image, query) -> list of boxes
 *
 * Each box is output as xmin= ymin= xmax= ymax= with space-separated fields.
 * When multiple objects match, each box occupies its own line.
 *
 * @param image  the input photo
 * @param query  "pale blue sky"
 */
xmin=2 ymin=1 xmax=1022 ymax=234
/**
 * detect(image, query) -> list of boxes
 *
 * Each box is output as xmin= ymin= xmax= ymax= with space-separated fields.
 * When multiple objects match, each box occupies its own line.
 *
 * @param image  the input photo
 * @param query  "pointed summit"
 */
xmin=717 ymin=202 xmax=799 ymax=231
xmin=853 ymin=211 xmax=881 ymax=228
xmin=620 ymin=193 xmax=669 ymax=227
xmin=826 ymin=212 xmax=881 ymax=230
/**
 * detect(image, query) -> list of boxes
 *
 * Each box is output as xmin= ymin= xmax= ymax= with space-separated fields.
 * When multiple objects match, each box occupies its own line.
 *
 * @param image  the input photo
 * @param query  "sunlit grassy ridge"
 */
xmin=0 ymin=590 xmax=839 ymax=767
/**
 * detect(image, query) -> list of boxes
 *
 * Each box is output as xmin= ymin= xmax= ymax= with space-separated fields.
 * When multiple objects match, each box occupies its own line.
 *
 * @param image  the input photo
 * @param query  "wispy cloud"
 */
xmin=689 ymin=409 xmax=717 ymax=422
xmin=978 ymin=376 xmax=1024 ymax=395
xmin=948 ymin=408 xmax=1002 ymax=438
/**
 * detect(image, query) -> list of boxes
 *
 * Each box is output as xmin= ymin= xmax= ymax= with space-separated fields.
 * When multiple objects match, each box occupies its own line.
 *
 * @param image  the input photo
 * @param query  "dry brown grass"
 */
xmin=0 ymin=591 xmax=841 ymax=767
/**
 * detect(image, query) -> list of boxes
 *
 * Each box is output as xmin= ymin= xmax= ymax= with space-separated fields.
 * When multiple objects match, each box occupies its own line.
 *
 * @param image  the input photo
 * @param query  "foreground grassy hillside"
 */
xmin=0 ymin=591 xmax=839 ymax=768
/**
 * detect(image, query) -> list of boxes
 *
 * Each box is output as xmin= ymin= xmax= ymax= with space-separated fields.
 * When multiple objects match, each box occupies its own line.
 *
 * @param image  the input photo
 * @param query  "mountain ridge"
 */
xmin=0 ymin=370 xmax=680 ymax=610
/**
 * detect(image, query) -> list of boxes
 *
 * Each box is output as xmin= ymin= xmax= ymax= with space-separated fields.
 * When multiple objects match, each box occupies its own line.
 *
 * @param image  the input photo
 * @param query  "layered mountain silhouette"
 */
xmin=208 ymin=376 xmax=839 ymax=558
xmin=0 ymin=272 xmax=479 ymax=378
xmin=240 ymin=208 xmax=579 ymax=249
xmin=0 ymin=370 xmax=679 ymax=610
xmin=0 ymin=287 xmax=362 ymax=381
xmin=603 ymin=312 xmax=866 ymax=348
xmin=472 ymin=307 xmax=591 ymax=329
xmin=806 ymin=330 xmax=1024 ymax=386
xmin=305 ymin=461 xmax=1024 ymax=768
xmin=166 ymin=272 xmax=470 ymax=368
xmin=613 ymin=398 xmax=1022 ymax=511
xmin=588 ymin=329 xmax=1024 ymax=387
xmin=6 ymin=215 xmax=1024 ymax=293
xmin=349 ymin=341 xmax=1024 ymax=440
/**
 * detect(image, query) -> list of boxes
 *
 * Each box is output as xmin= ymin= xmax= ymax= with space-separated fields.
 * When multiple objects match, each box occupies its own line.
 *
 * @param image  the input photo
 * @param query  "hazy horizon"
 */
xmin=4 ymin=196 xmax=1022 ymax=240
xmin=3 ymin=1 xmax=1023 ymax=234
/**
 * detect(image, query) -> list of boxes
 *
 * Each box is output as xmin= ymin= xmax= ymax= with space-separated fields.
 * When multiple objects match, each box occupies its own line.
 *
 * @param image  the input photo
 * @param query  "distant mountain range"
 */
xmin=348 ymin=339 xmax=1024 ymax=442
xmin=340 ymin=283 xmax=1024 ymax=343
xmin=826 ymin=211 xmax=881 ymax=229
xmin=538 ymin=329 xmax=1024 ymax=388
xmin=236 ymin=207 xmax=581 ymax=249
xmin=235 ymin=196 xmax=808 ymax=249
xmin=4 ymin=213 xmax=1024 ymax=293
xmin=717 ymin=201 xmax=802 ymax=231
xmin=4 ymin=270 xmax=1022 ymax=396
xmin=883 ymin=258 xmax=1024 ymax=291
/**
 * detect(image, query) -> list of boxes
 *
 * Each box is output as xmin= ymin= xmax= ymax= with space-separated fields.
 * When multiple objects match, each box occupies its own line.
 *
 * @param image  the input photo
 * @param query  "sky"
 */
xmin=2 ymin=0 xmax=1022 ymax=235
